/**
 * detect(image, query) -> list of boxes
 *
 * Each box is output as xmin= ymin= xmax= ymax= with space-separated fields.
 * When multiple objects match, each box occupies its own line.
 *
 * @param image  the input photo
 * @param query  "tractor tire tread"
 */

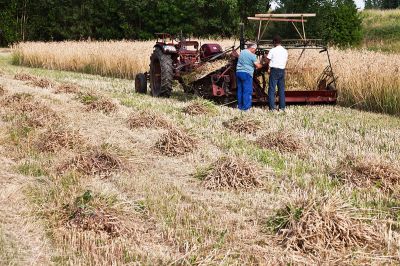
xmin=150 ymin=48 xmax=173 ymax=97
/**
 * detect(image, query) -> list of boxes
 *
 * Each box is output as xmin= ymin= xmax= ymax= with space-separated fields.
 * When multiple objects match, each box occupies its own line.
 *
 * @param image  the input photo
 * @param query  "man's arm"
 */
xmin=254 ymin=62 xmax=263 ymax=69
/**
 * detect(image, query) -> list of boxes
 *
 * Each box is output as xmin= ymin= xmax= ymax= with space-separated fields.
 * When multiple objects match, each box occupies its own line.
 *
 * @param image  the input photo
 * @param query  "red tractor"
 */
xmin=135 ymin=33 xmax=227 ymax=98
xmin=135 ymin=14 xmax=337 ymax=105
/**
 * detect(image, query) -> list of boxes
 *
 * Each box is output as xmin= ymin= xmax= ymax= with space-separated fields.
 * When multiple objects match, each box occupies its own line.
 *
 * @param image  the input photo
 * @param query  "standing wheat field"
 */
xmin=12 ymin=41 xmax=400 ymax=115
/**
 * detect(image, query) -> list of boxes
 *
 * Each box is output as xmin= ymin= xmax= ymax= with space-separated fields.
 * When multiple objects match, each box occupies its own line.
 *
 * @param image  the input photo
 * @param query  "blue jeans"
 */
xmin=268 ymin=68 xmax=286 ymax=110
xmin=236 ymin=72 xmax=253 ymax=111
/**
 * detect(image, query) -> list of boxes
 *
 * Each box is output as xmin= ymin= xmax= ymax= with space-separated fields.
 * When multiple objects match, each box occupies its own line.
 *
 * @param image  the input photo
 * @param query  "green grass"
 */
xmin=361 ymin=9 xmax=400 ymax=53
xmin=17 ymin=161 xmax=48 ymax=177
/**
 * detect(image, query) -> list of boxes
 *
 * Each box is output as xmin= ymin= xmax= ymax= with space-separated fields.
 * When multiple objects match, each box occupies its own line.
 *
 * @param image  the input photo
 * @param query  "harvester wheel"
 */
xmin=135 ymin=73 xmax=147 ymax=94
xmin=149 ymin=48 xmax=173 ymax=97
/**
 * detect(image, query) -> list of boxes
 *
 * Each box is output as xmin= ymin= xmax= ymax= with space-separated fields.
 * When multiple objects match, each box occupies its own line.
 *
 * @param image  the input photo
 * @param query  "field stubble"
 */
xmin=1 ymin=43 xmax=400 ymax=264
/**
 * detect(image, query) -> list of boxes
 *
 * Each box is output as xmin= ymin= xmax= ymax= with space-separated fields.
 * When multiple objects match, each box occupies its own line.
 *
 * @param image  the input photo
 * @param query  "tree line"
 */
xmin=1 ymin=0 xmax=362 ymax=47
xmin=0 ymin=0 xmax=270 ymax=45
xmin=365 ymin=0 xmax=400 ymax=9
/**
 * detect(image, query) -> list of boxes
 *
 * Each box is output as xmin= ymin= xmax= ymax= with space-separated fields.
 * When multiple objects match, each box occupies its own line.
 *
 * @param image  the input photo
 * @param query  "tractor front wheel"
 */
xmin=149 ymin=48 xmax=173 ymax=97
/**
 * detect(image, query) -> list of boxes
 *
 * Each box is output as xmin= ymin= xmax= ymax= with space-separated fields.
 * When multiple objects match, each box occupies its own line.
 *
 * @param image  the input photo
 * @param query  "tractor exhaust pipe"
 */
xmin=239 ymin=23 xmax=245 ymax=51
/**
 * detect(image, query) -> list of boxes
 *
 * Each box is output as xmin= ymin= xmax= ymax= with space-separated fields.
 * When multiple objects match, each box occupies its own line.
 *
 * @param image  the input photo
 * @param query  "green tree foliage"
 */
xmin=365 ymin=0 xmax=400 ymax=9
xmin=0 ymin=0 xmax=270 ymax=45
xmin=274 ymin=0 xmax=363 ymax=46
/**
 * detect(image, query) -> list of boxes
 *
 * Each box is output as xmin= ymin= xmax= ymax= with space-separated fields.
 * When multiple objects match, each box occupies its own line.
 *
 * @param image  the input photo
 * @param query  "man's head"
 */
xmin=247 ymin=43 xmax=257 ymax=54
xmin=273 ymin=35 xmax=282 ymax=47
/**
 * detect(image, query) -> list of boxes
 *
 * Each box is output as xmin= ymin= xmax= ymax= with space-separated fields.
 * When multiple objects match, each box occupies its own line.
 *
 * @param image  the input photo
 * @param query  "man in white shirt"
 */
xmin=266 ymin=35 xmax=288 ymax=111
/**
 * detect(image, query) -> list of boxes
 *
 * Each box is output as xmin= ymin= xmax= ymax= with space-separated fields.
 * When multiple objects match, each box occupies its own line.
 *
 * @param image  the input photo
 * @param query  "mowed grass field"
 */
xmin=12 ymin=40 xmax=400 ymax=116
xmin=0 ymin=47 xmax=400 ymax=265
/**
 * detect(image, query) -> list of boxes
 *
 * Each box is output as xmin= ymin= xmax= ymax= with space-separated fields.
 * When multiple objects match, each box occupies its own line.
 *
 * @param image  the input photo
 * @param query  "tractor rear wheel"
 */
xmin=135 ymin=73 xmax=147 ymax=94
xmin=149 ymin=48 xmax=173 ymax=97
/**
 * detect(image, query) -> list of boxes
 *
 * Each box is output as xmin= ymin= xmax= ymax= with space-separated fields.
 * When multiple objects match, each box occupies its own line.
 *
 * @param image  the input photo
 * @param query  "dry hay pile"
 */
xmin=14 ymin=73 xmax=36 ymax=81
xmin=267 ymin=195 xmax=385 ymax=262
xmin=223 ymin=116 xmax=261 ymax=134
xmin=182 ymin=101 xmax=214 ymax=115
xmin=78 ymin=92 xmax=117 ymax=114
xmin=28 ymin=77 xmax=54 ymax=88
xmin=55 ymin=83 xmax=80 ymax=94
xmin=126 ymin=110 xmax=170 ymax=129
xmin=2 ymin=93 xmax=61 ymax=128
xmin=2 ymin=92 xmax=34 ymax=105
xmin=85 ymin=98 xmax=117 ymax=114
xmin=14 ymin=73 xmax=54 ymax=88
xmin=58 ymin=147 xmax=125 ymax=177
xmin=255 ymin=131 xmax=304 ymax=153
xmin=202 ymin=156 xmax=262 ymax=190
xmin=34 ymin=126 xmax=86 ymax=153
xmin=63 ymin=191 xmax=127 ymax=237
xmin=155 ymin=127 xmax=197 ymax=156
xmin=181 ymin=59 xmax=229 ymax=84
xmin=66 ymin=207 xmax=124 ymax=237
xmin=333 ymin=155 xmax=400 ymax=193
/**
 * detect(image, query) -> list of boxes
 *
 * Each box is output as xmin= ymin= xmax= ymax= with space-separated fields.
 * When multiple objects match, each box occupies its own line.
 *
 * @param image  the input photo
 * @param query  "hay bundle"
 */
xmin=14 ymin=73 xmax=36 ymax=81
xmin=202 ymin=156 xmax=262 ymax=190
xmin=255 ymin=131 xmax=304 ymax=153
xmin=67 ymin=207 xmax=123 ymax=237
xmin=267 ymin=195 xmax=384 ymax=260
xmin=182 ymin=101 xmax=214 ymax=115
xmin=34 ymin=126 xmax=86 ymax=152
xmin=55 ymin=83 xmax=80 ymax=94
xmin=2 ymin=92 xmax=34 ymax=106
xmin=127 ymin=110 xmax=170 ymax=129
xmin=223 ymin=116 xmax=261 ymax=134
xmin=28 ymin=77 xmax=54 ymax=88
xmin=25 ymin=104 xmax=61 ymax=128
xmin=155 ymin=127 xmax=197 ymax=156
xmin=2 ymin=93 xmax=61 ymax=128
xmin=333 ymin=155 xmax=400 ymax=193
xmin=57 ymin=147 xmax=125 ymax=177
xmin=182 ymin=60 xmax=229 ymax=84
xmin=64 ymin=191 xmax=125 ymax=237
xmin=84 ymin=98 xmax=117 ymax=114
xmin=0 ymin=85 xmax=6 ymax=96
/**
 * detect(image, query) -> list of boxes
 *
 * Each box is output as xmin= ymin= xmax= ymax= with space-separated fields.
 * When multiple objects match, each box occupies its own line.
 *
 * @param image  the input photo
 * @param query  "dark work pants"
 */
xmin=236 ymin=72 xmax=253 ymax=111
xmin=268 ymin=68 xmax=286 ymax=110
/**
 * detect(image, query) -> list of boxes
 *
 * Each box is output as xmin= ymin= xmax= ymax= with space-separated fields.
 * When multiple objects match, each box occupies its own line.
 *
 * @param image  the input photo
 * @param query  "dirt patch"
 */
xmin=333 ymin=155 xmax=400 ymax=193
xmin=14 ymin=73 xmax=37 ymax=81
xmin=266 ymin=195 xmax=385 ymax=261
xmin=255 ymin=131 xmax=304 ymax=153
xmin=28 ymin=77 xmax=54 ymax=88
xmin=182 ymin=101 xmax=214 ymax=116
xmin=155 ymin=127 xmax=197 ymax=156
xmin=55 ymin=83 xmax=80 ymax=94
xmin=34 ymin=126 xmax=86 ymax=153
xmin=223 ymin=116 xmax=261 ymax=134
xmin=127 ymin=110 xmax=170 ymax=129
xmin=201 ymin=156 xmax=262 ymax=190
xmin=57 ymin=146 xmax=126 ymax=177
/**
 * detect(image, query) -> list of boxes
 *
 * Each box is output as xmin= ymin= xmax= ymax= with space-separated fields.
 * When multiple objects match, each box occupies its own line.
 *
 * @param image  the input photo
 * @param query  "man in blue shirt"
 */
xmin=236 ymin=43 xmax=263 ymax=111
